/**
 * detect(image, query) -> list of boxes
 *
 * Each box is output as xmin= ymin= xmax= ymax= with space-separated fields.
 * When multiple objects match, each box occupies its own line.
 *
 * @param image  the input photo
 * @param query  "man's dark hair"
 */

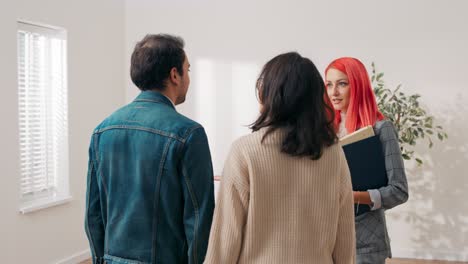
xmin=250 ymin=52 xmax=337 ymax=159
xmin=130 ymin=34 xmax=185 ymax=91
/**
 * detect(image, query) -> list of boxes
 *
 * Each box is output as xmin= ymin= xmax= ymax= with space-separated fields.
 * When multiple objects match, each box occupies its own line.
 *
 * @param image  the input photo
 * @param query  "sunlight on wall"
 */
xmin=193 ymin=58 xmax=260 ymax=175
xmin=231 ymin=62 xmax=260 ymax=138
xmin=194 ymin=59 xmax=219 ymax=173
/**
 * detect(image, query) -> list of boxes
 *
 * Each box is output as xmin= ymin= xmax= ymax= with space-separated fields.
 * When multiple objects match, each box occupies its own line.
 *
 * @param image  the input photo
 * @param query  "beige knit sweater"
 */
xmin=204 ymin=128 xmax=356 ymax=264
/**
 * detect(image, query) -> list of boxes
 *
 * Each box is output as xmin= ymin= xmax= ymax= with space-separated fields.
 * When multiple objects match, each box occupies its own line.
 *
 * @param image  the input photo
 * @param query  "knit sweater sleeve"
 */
xmin=204 ymin=140 xmax=249 ymax=264
xmin=333 ymin=147 xmax=356 ymax=264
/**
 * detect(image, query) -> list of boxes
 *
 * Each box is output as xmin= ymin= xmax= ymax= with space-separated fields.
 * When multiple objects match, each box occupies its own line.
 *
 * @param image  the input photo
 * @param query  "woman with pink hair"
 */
xmin=325 ymin=57 xmax=409 ymax=264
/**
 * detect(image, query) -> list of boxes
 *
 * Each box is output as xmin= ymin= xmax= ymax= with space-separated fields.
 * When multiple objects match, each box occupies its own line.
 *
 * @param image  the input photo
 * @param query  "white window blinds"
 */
xmin=17 ymin=21 xmax=69 ymax=203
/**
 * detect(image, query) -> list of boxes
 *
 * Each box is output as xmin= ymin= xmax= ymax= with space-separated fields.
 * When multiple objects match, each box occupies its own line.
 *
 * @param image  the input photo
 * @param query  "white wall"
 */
xmin=0 ymin=0 xmax=125 ymax=263
xmin=125 ymin=0 xmax=468 ymax=261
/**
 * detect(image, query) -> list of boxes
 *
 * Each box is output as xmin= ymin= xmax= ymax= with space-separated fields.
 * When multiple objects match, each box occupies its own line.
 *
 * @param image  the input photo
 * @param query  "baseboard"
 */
xmin=392 ymin=248 xmax=468 ymax=262
xmin=55 ymin=249 xmax=91 ymax=264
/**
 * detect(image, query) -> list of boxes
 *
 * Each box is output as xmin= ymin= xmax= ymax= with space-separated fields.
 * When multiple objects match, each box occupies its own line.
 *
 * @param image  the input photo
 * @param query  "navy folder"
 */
xmin=342 ymin=135 xmax=388 ymax=215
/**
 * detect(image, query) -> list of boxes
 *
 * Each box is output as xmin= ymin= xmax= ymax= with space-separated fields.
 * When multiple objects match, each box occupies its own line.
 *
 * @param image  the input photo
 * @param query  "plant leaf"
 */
xmin=438 ymin=133 xmax=443 ymax=141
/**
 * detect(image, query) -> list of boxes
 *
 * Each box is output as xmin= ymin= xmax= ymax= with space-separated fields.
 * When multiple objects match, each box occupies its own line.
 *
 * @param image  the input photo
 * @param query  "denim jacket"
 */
xmin=85 ymin=91 xmax=215 ymax=264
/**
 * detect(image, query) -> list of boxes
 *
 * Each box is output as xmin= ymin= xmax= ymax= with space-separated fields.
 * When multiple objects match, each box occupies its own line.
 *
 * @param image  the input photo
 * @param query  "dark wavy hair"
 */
xmin=250 ymin=52 xmax=337 ymax=159
xmin=130 ymin=34 xmax=185 ymax=91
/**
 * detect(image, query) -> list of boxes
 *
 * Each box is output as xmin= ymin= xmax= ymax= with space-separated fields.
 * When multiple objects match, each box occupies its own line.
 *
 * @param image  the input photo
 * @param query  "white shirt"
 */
xmin=337 ymin=112 xmax=348 ymax=138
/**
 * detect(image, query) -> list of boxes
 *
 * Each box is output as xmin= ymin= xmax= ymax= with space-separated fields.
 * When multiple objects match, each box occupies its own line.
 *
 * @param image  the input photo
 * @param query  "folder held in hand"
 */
xmin=340 ymin=126 xmax=388 ymax=215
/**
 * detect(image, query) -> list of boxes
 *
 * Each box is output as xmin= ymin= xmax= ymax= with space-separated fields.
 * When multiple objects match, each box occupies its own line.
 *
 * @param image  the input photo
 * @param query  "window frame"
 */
xmin=17 ymin=20 xmax=71 ymax=214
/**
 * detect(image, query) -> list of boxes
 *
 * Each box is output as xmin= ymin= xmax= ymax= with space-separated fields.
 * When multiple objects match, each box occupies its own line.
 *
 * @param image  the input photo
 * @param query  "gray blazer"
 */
xmin=355 ymin=120 xmax=409 ymax=261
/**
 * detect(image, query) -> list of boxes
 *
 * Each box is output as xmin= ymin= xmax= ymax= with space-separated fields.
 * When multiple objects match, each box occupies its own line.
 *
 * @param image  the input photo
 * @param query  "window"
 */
xmin=17 ymin=21 xmax=71 ymax=213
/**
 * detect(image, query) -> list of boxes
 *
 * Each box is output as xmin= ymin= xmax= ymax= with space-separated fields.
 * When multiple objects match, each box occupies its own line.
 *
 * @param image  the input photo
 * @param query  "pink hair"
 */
xmin=325 ymin=57 xmax=384 ymax=133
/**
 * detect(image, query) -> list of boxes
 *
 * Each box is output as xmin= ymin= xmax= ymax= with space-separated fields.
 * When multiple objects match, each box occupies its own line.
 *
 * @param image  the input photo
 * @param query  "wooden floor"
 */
xmin=79 ymin=259 xmax=467 ymax=264
xmin=387 ymin=259 xmax=467 ymax=264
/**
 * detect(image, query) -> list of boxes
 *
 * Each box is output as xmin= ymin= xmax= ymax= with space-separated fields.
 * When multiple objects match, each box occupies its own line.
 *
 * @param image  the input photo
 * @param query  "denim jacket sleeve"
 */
xmin=85 ymin=134 xmax=105 ymax=264
xmin=180 ymin=127 xmax=215 ymax=264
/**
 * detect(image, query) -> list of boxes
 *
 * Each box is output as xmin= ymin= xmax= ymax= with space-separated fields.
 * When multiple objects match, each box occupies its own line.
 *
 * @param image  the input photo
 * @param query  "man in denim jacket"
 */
xmin=85 ymin=34 xmax=215 ymax=264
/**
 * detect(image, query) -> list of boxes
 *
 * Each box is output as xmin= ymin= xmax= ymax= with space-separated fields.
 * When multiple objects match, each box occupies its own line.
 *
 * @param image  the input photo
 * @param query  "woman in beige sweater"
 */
xmin=204 ymin=52 xmax=356 ymax=264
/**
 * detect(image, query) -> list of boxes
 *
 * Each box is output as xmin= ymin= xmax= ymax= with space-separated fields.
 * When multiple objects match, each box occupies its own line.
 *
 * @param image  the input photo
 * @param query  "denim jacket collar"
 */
xmin=134 ymin=91 xmax=176 ymax=110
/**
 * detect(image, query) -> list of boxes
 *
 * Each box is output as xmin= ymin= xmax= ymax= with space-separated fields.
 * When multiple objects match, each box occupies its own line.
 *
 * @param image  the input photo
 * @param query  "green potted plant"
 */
xmin=371 ymin=63 xmax=448 ymax=165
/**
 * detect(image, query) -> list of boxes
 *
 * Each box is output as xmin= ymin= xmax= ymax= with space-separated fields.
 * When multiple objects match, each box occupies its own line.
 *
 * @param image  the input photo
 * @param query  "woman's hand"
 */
xmin=353 ymin=191 xmax=373 ymax=205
